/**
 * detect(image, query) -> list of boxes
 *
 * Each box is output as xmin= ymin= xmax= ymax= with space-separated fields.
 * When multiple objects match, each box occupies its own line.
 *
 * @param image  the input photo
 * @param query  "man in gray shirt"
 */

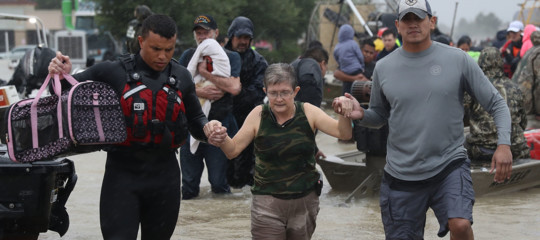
xmin=333 ymin=0 xmax=513 ymax=239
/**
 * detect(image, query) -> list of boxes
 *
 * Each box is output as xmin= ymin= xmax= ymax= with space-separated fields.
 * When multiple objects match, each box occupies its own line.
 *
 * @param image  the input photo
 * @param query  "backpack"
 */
xmin=8 ymin=46 xmax=56 ymax=97
xmin=353 ymin=104 xmax=389 ymax=156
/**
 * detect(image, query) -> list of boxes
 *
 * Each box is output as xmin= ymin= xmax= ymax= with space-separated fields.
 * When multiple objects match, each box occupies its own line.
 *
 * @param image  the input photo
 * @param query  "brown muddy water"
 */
xmin=37 ymin=131 xmax=540 ymax=240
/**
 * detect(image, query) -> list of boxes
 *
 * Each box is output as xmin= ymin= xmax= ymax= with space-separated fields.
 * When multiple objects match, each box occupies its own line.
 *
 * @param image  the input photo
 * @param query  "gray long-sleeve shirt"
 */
xmin=357 ymin=42 xmax=511 ymax=181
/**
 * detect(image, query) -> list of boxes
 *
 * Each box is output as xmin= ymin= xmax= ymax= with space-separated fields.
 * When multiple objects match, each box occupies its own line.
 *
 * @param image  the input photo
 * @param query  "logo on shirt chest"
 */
xmin=430 ymin=65 xmax=442 ymax=76
xmin=406 ymin=0 xmax=418 ymax=6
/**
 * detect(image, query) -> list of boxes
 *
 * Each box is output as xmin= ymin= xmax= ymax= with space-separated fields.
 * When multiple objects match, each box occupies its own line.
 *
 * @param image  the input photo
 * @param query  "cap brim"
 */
xmin=507 ymin=27 xmax=520 ymax=32
xmin=399 ymin=9 xmax=428 ymax=20
xmin=193 ymin=24 xmax=211 ymax=31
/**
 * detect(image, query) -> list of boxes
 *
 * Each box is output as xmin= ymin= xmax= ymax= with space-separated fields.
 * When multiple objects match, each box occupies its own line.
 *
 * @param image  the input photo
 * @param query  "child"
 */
xmin=333 ymin=24 xmax=365 ymax=94
xmin=187 ymin=38 xmax=230 ymax=153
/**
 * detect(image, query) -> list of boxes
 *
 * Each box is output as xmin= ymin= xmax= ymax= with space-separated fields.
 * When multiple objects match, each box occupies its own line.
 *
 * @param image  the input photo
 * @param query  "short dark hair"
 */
xmin=301 ymin=46 xmax=329 ymax=64
xmin=360 ymin=38 xmax=375 ymax=49
xmin=457 ymin=35 xmax=472 ymax=47
xmin=381 ymin=29 xmax=396 ymax=38
xmin=307 ymin=40 xmax=323 ymax=49
xmin=433 ymin=34 xmax=452 ymax=45
xmin=216 ymin=35 xmax=227 ymax=45
xmin=141 ymin=14 xmax=177 ymax=39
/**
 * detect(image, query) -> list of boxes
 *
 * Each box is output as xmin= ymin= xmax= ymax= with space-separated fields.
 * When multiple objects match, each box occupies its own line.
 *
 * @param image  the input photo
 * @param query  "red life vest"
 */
xmin=118 ymin=55 xmax=188 ymax=149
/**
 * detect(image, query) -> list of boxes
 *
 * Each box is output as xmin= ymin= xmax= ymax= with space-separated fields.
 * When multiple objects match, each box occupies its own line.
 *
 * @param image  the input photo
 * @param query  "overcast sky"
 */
xmin=428 ymin=0 xmax=523 ymax=29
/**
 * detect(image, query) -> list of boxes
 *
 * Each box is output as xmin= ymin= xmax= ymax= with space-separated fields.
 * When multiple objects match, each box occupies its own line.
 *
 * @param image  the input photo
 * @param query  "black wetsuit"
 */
xmin=72 ymin=54 xmax=208 ymax=239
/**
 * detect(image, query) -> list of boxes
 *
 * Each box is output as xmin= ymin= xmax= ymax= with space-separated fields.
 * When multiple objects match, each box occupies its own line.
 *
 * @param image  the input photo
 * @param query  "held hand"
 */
xmin=204 ymin=85 xmax=225 ymax=101
xmin=332 ymin=93 xmax=364 ymax=119
xmin=490 ymin=144 xmax=513 ymax=183
xmin=48 ymin=51 xmax=72 ymax=75
xmin=332 ymin=96 xmax=352 ymax=116
xmin=203 ymin=120 xmax=222 ymax=137
xmin=208 ymin=129 xmax=227 ymax=147
xmin=204 ymin=120 xmax=228 ymax=146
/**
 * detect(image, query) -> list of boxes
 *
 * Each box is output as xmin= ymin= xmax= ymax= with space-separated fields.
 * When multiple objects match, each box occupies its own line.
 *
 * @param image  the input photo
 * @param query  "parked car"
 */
xmin=0 ymin=45 xmax=36 ymax=60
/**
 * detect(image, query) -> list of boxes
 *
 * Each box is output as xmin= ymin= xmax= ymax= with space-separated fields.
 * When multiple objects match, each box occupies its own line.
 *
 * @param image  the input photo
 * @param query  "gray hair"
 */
xmin=263 ymin=63 xmax=297 ymax=89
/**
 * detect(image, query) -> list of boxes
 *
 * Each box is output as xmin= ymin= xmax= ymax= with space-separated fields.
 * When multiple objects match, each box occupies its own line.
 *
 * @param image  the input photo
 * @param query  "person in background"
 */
xmin=291 ymin=46 xmax=328 ymax=107
xmin=125 ymin=5 xmax=153 ymax=54
xmin=333 ymin=24 xmax=365 ymax=95
xmin=457 ymin=35 xmax=480 ymax=61
xmin=49 ymin=15 xmax=220 ymax=239
xmin=224 ymin=16 xmax=268 ymax=188
xmin=464 ymin=47 xmax=530 ymax=161
xmin=178 ymin=14 xmax=242 ymax=199
xmin=376 ymin=28 xmax=399 ymax=60
xmin=206 ymin=63 xmax=354 ymax=240
xmin=291 ymin=46 xmax=330 ymax=160
xmin=432 ymin=34 xmax=452 ymax=46
xmin=501 ymin=20 xmax=524 ymax=78
xmin=519 ymin=24 xmax=539 ymax=58
xmin=513 ymin=31 xmax=540 ymax=128
xmin=492 ymin=29 xmax=508 ymax=49
xmin=333 ymin=1 xmax=512 ymax=239
xmin=307 ymin=40 xmax=323 ymax=49
xmin=334 ymin=38 xmax=377 ymax=82
xmin=217 ymin=35 xmax=229 ymax=47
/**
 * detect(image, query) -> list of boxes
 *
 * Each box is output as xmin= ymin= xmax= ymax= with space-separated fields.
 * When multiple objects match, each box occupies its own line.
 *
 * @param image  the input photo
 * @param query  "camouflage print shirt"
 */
xmin=252 ymin=102 xmax=319 ymax=197
xmin=513 ymin=31 xmax=540 ymax=116
xmin=464 ymin=47 xmax=530 ymax=160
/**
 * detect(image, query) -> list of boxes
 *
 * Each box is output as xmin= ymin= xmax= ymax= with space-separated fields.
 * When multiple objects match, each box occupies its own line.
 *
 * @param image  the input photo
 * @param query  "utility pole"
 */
xmin=449 ymin=2 xmax=459 ymax=40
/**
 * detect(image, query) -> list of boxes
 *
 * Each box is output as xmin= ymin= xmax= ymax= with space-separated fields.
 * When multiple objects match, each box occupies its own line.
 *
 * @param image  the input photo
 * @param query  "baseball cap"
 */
xmin=193 ymin=15 xmax=217 ymax=31
xmin=507 ymin=20 xmax=524 ymax=32
xmin=397 ymin=0 xmax=432 ymax=21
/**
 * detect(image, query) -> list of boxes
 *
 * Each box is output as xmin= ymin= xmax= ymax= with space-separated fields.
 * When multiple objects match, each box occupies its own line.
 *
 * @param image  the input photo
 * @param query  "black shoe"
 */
xmin=181 ymin=192 xmax=198 ymax=200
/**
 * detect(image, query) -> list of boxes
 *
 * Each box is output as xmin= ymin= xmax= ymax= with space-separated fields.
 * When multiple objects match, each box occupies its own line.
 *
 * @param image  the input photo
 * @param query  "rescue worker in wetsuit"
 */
xmin=48 ymin=14 xmax=219 ymax=239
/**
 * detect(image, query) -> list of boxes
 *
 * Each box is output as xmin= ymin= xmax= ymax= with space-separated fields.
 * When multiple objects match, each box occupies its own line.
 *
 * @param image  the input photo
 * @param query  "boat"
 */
xmin=318 ymin=150 xmax=540 ymax=202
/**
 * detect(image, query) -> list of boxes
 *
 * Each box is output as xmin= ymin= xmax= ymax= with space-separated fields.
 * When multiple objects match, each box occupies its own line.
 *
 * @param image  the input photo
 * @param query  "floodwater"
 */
xmin=37 ymin=102 xmax=540 ymax=239
xmin=37 ymin=131 xmax=540 ymax=240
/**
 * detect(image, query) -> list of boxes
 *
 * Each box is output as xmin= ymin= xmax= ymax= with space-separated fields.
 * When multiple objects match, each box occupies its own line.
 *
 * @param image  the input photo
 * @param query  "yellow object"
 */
xmin=374 ymin=38 xmax=384 ymax=52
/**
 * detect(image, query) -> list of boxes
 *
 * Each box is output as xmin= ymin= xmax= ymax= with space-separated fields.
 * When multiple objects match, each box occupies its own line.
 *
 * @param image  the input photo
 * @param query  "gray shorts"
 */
xmin=251 ymin=191 xmax=320 ymax=240
xmin=379 ymin=159 xmax=475 ymax=239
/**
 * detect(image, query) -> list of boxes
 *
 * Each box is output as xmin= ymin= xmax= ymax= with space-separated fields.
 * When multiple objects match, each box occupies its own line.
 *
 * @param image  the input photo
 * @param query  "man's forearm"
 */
xmin=200 ymin=70 xmax=241 ymax=95
xmin=334 ymin=69 xmax=364 ymax=82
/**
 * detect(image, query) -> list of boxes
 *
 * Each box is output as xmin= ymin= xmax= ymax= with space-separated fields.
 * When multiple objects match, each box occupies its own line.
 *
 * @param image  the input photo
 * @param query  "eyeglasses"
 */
xmin=267 ymin=91 xmax=294 ymax=99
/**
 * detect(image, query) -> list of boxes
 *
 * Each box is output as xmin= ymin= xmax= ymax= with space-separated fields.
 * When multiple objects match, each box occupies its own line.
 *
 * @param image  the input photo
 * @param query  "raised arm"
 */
xmin=209 ymin=105 xmax=261 ymax=159
xmin=48 ymin=51 xmax=72 ymax=75
xmin=306 ymin=102 xmax=352 ymax=140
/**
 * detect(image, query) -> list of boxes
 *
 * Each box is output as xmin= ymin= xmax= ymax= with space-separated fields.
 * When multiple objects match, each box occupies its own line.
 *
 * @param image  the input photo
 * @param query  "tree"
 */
xmin=92 ymin=0 xmax=316 ymax=63
xmin=35 ymin=0 xmax=62 ymax=9
xmin=454 ymin=12 xmax=503 ymax=44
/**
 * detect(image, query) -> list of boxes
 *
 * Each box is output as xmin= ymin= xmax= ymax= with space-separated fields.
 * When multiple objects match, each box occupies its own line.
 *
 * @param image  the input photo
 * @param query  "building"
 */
xmin=0 ymin=0 xmax=63 ymax=52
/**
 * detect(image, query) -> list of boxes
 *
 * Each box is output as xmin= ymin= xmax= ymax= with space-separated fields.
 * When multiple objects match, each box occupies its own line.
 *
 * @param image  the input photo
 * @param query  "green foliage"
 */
xmin=259 ymin=40 xmax=302 ymax=64
xmin=35 ymin=0 xmax=62 ymax=9
xmin=91 ymin=0 xmax=316 ymax=62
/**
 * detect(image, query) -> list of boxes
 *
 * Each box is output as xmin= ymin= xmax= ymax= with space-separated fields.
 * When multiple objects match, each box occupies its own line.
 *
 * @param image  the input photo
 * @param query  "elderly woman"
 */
xmin=206 ymin=63 xmax=353 ymax=239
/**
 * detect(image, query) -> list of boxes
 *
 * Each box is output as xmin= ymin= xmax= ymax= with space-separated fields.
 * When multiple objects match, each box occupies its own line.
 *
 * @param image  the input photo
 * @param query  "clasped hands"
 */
xmin=332 ymin=93 xmax=363 ymax=119
xmin=204 ymin=120 xmax=228 ymax=147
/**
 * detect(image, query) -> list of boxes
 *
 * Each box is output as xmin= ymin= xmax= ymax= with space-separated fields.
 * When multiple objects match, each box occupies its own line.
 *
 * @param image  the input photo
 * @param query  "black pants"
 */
xmin=100 ymin=150 xmax=181 ymax=239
